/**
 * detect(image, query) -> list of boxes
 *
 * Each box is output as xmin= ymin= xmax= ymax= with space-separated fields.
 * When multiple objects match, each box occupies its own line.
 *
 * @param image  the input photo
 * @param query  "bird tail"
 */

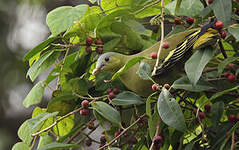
xmin=154 ymin=19 xmax=220 ymax=76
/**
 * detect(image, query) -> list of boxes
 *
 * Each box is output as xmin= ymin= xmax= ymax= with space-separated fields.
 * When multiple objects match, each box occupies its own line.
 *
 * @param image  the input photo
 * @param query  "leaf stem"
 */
xmin=152 ymin=0 xmax=165 ymax=76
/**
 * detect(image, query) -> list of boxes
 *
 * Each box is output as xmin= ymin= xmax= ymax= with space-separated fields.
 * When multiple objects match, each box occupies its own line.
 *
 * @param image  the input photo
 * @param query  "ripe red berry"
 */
xmin=153 ymin=135 xmax=163 ymax=144
xmin=95 ymin=39 xmax=103 ymax=45
xmin=228 ymin=114 xmax=236 ymax=123
xmin=88 ymin=121 xmax=94 ymax=130
xmin=199 ymin=112 xmax=205 ymax=119
xmin=220 ymin=31 xmax=227 ymax=39
xmin=114 ymin=131 xmax=120 ymax=137
xmin=108 ymin=92 xmax=115 ymax=99
xmin=163 ymin=42 xmax=169 ymax=49
xmin=152 ymin=84 xmax=158 ymax=91
xmin=204 ymin=104 xmax=211 ymax=112
xmin=96 ymin=47 xmax=103 ymax=54
xmin=80 ymin=108 xmax=89 ymax=116
xmin=107 ymin=88 xmax=113 ymax=94
xmin=174 ymin=18 xmax=181 ymax=25
xmin=140 ymin=119 xmax=147 ymax=127
xmin=113 ymin=88 xmax=120 ymax=94
xmin=85 ymin=139 xmax=92 ymax=146
xmin=208 ymin=0 xmax=213 ymax=4
xmin=215 ymin=21 xmax=224 ymax=30
xmin=85 ymin=46 xmax=92 ymax=54
xmin=151 ymin=52 xmax=157 ymax=59
xmin=81 ymin=100 xmax=89 ymax=108
xmin=227 ymin=74 xmax=237 ymax=82
xmin=224 ymin=72 xmax=230 ymax=77
xmin=164 ymin=84 xmax=170 ymax=90
xmin=100 ymin=136 xmax=106 ymax=144
xmin=186 ymin=17 xmax=195 ymax=25
xmin=86 ymin=37 xmax=93 ymax=46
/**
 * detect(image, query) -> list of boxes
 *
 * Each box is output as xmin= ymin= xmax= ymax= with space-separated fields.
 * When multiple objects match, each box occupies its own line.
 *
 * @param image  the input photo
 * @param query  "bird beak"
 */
xmin=92 ymin=67 xmax=101 ymax=76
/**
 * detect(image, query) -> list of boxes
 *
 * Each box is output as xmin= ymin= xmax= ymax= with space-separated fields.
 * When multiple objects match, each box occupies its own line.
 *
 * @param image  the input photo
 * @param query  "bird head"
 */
xmin=92 ymin=52 xmax=124 ymax=75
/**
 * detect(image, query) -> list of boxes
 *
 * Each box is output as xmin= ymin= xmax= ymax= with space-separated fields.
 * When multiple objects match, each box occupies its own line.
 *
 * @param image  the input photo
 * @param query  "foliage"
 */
xmin=13 ymin=0 xmax=239 ymax=150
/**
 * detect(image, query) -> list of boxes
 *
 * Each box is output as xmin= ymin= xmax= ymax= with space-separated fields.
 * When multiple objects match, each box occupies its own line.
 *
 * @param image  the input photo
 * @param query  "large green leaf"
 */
xmin=103 ymin=38 xmax=121 ymax=52
xmin=17 ymin=121 xmax=33 ymax=145
xmin=62 ymin=78 xmax=88 ymax=95
xmin=112 ymin=56 xmax=147 ymax=80
xmin=12 ymin=142 xmax=30 ymax=150
xmin=157 ymin=88 xmax=186 ymax=132
xmin=27 ymin=112 xmax=58 ymax=133
xmin=185 ymin=47 xmax=213 ymax=85
xmin=217 ymin=57 xmax=239 ymax=76
xmin=37 ymin=135 xmax=53 ymax=149
xmin=23 ymin=81 xmax=45 ymax=108
xmin=165 ymin=0 xmax=203 ymax=17
xmin=112 ymin=91 xmax=144 ymax=105
xmin=38 ymin=142 xmax=79 ymax=150
xmin=228 ymin=24 xmax=239 ymax=41
xmin=24 ymin=37 xmax=59 ymax=61
xmin=211 ymin=0 xmax=232 ymax=26
xmin=172 ymin=76 xmax=213 ymax=92
xmin=136 ymin=62 xmax=151 ymax=80
xmin=46 ymin=5 xmax=88 ymax=36
xmin=92 ymin=101 xmax=121 ymax=125
xmin=27 ymin=51 xmax=61 ymax=82
xmin=53 ymin=115 xmax=75 ymax=136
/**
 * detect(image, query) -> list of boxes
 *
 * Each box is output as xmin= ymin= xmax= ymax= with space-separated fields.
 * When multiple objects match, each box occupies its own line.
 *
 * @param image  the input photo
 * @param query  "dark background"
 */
xmin=0 ymin=0 xmax=90 ymax=149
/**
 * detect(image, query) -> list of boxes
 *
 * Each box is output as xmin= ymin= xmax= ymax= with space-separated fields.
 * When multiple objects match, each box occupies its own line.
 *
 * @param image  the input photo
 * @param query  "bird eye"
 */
xmin=105 ymin=57 xmax=109 ymax=62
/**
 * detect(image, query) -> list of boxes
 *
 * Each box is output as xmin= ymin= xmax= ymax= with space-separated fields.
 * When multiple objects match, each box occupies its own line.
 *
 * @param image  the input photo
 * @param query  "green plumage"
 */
xmin=93 ymin=27 xmax=220 ymax=96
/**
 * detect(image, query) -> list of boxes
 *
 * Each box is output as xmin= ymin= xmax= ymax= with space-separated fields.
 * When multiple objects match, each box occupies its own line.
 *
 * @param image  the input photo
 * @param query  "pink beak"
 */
xmin=92 ymin=67 xmax=101 ymax=75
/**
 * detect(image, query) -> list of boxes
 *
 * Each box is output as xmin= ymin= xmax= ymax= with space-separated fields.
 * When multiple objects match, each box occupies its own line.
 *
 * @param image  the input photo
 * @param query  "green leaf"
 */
xmin=185 ymin=47 xmax=213 ymax=85
xmin=24 ymin=37 xmax=59 ymax=61
xmin=53 ymin=115 xmax=74 ymax=136
xmin=211 ymin=0 xmax=232 ymax=26
xmin=157 ymin=88 xmax=186 ymax=132
xmin=217 ymin=57 xmax=239 ymax=76
xmin=112 ymin=91 xmax=144 ymax=106
xmin=47 ymin=94 xmax=76 ymax=116
xmin=92 ymin=101 xmax=121 ymax=125
xmin=172 ymin=76 xmax=213 ymax=92
xmin=209 ymin=85 xmax=239 ymax=101
xmin=37 ymin=135 xmax=53 ymax=149
xmin=46 ymin=5 xmax=88 ymax=36
xmin=124 ymin=19 xmax=151 ymax=36
xmin=185 ymin=142 xmax=194 ymax=150
xmin=136 ymin=62 xmax=151 ymax=80
xmin=103 ymin=38 xmax=121 ymax=52
xmin=23 ymin=81 xmax=45 ymax=108
xmin=112 ymin=56 xmax=147 ymax=80
xmin=28 ymin=112 xmax=58 ymax=134
xmin=211 ymin=102 xmax=224 ymax=126
xmin=27 ymin=51 xmax=61 ymax=82
xmin=88 ymin=0 xmax=97 ymax=4
xmin=148 ymin=107 xmax=159 ymax=139
xmin=12 ymin=142 xmax=30 ymax=150
xmin=17 ymin=121 xmax=33 ymax=145
xmin=165 ymin=0 xmax=203 ymax=17
xmin=228 ymin=24 xmax=239 ymax=41
xmin=38 ymin=142 xmax=79 ymax=150
xmin=146 ymin=93 xmax=156 ymax=118
xmin=62 ymin=78 xmax=88 ymax=95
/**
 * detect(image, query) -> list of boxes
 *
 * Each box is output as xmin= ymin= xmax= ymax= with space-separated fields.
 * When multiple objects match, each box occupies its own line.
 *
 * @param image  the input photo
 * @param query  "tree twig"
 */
xmin=73 ymin=92 xmax=108 ymax=100
xmin=133 ymin=0 xmax=161 ymax=15
xmin=149 ymin=117 xmax=161 ymax=150
xmin=98 ymin=114 xmax=146 ymax=150
xmin=32 ymin=107 xmax=82 ymax=136
xmin=231 ymin=131 xmax=235 ymax=150
xmin=152 ymin=0 xmax=165 ymax=76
